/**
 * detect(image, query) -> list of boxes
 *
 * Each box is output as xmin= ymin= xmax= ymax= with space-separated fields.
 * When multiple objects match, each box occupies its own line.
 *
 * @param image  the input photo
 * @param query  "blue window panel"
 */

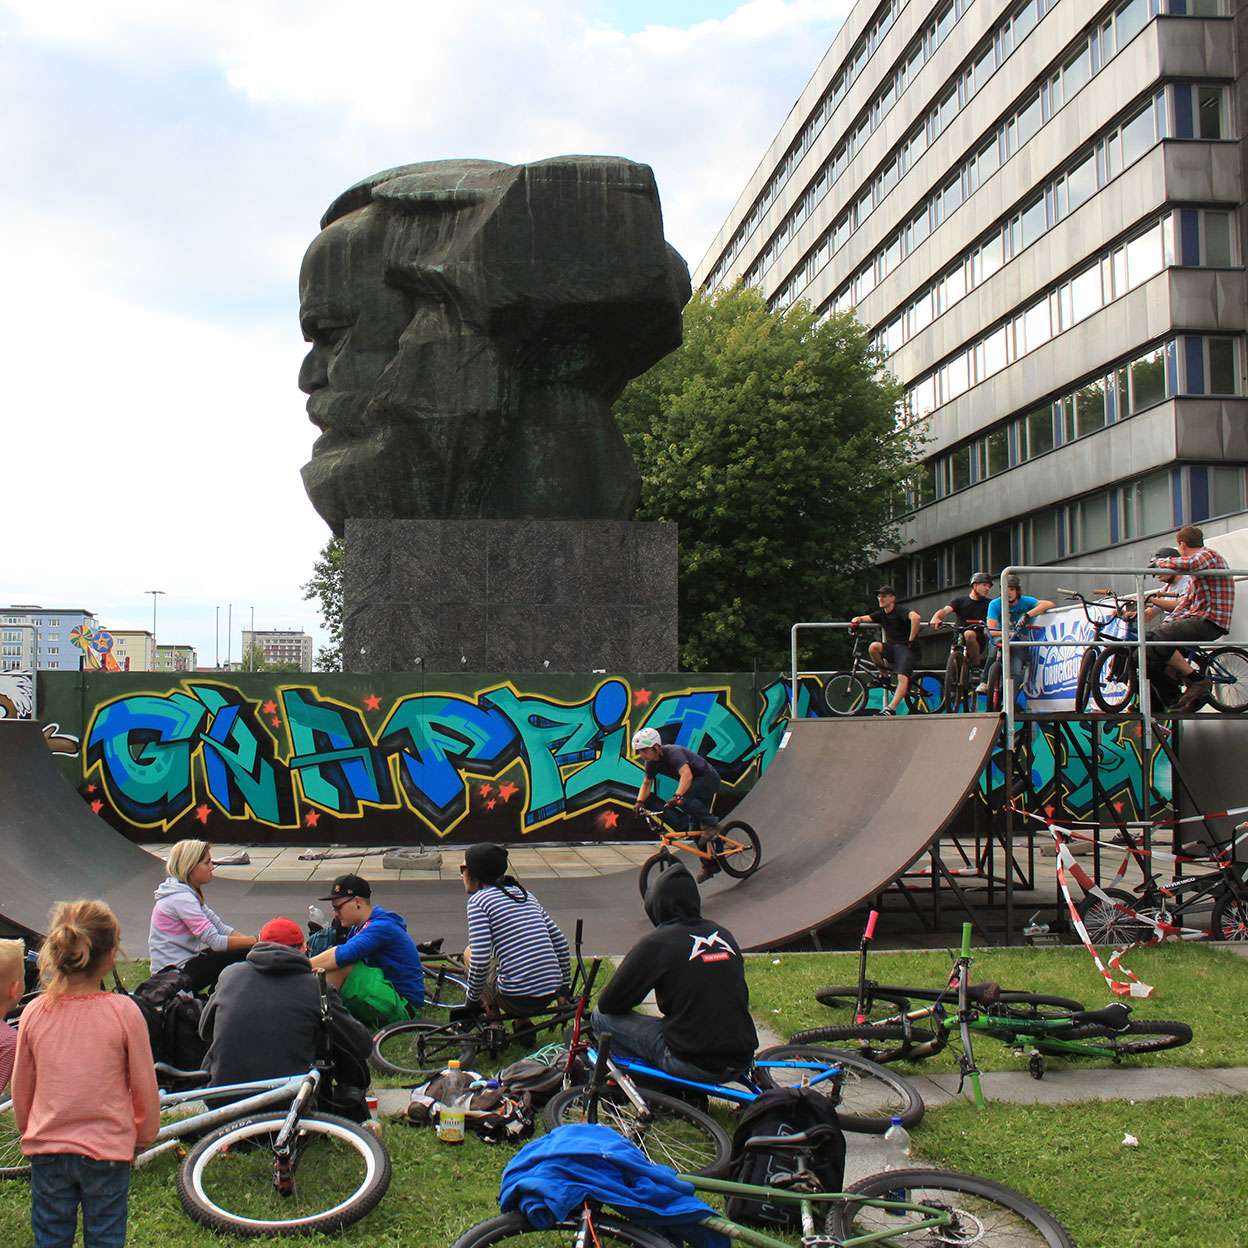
xmin=1171 ymin=468 xmax=1184 ymax=525
xmin=1174 ymin=87 xmax=1193 ymax=138
xmin=1165 ymin=339 xmax=1179 ymax=395
xmin=1190 ymin=466 xmax=1210 ymax=522
xmin=1180 ymin=209 xmax=1200 ymax=265
xmin=1185 ymin=336 xmax=1205 ymax=393
xmin=1109 ymin=496 xmax=1120 ymax=544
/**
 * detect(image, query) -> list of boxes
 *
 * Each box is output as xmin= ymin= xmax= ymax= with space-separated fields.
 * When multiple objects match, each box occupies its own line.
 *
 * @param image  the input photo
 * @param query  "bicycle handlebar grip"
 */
xmin=864 ymin=910 xmax=879 ymax=940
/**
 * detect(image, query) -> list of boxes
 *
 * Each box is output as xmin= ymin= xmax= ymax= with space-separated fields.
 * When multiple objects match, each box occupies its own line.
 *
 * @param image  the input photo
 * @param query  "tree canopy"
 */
xmin=614 ymin=284 xmax=920 ymax=671
xmin=301 ymin=535 xmax=344 ymax=672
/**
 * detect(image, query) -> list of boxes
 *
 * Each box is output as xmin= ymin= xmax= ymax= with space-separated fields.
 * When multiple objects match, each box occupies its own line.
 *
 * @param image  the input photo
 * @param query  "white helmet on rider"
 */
xmin=631 ymin=727 xmax=662 ymax=752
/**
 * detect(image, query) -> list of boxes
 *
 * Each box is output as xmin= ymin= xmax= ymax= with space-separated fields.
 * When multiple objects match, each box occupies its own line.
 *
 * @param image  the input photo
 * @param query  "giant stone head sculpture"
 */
xmin=298 ymin=156 xmax=692 ymax=535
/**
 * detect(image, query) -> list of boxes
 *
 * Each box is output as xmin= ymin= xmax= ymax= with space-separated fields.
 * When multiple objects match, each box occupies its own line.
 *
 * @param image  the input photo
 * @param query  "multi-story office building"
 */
xmin=154 ymin=644 xmax=198 ymax=672
xmin=242 ymin=629 xmax=314 ymax=673
xmin=697 ymin=0 xmax=1244 ymax=616
xmin=0 ymin=605 xmax=99 ymax=670
xmin=0 ymin=624 xmax=35 ymax=672
xmin=111 ymin=631 xmax=156 ymax=672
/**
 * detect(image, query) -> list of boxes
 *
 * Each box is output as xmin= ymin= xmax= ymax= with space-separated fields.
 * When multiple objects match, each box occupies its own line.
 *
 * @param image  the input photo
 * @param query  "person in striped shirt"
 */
xmin=460 ymin=844 xmax=570 ymax=1020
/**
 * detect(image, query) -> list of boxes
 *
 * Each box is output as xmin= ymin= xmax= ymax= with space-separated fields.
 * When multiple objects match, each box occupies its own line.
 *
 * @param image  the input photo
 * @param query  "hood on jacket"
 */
xmin=153 ymin=877 xmax=199 ymax=902
xmin=244 ymin=943 xmax=313 ymax=975
xmin=643 ymin=861 xmax=702 ymax=927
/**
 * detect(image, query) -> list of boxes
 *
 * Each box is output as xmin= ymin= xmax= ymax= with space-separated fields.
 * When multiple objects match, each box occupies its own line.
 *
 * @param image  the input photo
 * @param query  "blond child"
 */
xmin=12 ymin=901 xmax=160 ymax=1248
xmin=0 ymin=937 xmax=24 ymax=1091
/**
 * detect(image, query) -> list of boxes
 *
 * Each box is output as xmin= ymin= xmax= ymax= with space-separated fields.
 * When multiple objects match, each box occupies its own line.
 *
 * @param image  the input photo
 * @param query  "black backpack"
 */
xmin=724 ymin=1087 xmax=846 ymax=1228
xmin=129 ymin=970 xmax=208 ymax=1081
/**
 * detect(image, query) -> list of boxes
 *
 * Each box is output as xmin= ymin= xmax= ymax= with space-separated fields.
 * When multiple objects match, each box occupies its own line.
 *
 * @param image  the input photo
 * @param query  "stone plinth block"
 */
xmin=343 ymin=518 xmax=677 ymax=672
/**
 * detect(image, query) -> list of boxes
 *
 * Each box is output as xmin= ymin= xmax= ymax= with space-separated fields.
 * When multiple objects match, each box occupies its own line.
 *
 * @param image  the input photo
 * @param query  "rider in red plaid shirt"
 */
xmin=1150 ymin=525 xmax=1236 ymax=710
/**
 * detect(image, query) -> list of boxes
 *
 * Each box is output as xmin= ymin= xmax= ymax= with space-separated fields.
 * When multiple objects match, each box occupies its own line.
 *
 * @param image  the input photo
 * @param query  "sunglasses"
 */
xmin=331 ymin=897 xmax=355 ymax=913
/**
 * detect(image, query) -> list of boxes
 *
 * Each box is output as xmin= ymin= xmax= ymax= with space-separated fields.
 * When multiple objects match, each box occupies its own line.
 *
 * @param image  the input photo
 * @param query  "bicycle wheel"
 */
xmin=0 ymin=1097 xmax=29 ymax=1180
xmin=1060 ymin=1018 xmax=1192 ymax=1056
xmin=371 ymin=1019 xmax=477 ymax=1076
xmin=1076 ymin=888 xmax=1154 ymax=947
xmin=451 ymin=1210 xmax=674 ymax=1248
xmin=638 ymin=851 xmax=678 ymax=898
xmin=712 ymin=820 xmax=761 ymax=878
xmin=543 ymin=1085 xmax=731 ymax=1179
xmin=984 ymin=660 xmax=1004 ymax=712
xmin=1091 ymin=646 xmax=1136 ymax=713
xmin=814 ymin=985 xmax=913 ymax=1015
xmin=942 ymin=649 xmax=969 ymax=713
xmin=753 ymin=1045 xmax=922 ymax=1133
xmin=423 ymin=964 xmax=470 ymax=1012
xmin=831 ymin=1168 xmax=1075 ymax=1247
xmin=1206 ymin=646 xmax=1248 ymax=712
xmin=176 ymin=1110 xmax=391 ymax=1236
xmin=1210 ymin=888 xmax=1248 ymax=940
xmin=1075 ymin=647 xmax=1099 ymax=713
xmin=822 ymin=672 xmax=868 ymax=716
xmin=786 ymin=1024 xmax=939 ymax=1064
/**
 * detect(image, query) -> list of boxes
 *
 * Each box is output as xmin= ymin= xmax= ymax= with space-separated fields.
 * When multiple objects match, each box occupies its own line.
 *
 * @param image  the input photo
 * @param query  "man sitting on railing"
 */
xmin=1151 ymin=525 xmax=1236 ymax=712
xmin=591 ymin=861 xmax=757 ymax=1085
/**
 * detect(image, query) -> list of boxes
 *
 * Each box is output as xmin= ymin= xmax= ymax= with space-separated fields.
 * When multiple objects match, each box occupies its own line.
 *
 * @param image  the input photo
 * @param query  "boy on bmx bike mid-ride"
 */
xmin=630 ymin=728 xmax=722 ymax=883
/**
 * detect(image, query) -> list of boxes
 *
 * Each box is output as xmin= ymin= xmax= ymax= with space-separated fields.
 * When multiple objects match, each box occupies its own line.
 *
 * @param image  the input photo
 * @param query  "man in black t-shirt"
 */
xmin=930 ymin=572 xmax=995 ymax=669
xmin=850 ymin=585 xmax=923 ymax=715
xmin=632 ymin=727 xmax=722 ymax=882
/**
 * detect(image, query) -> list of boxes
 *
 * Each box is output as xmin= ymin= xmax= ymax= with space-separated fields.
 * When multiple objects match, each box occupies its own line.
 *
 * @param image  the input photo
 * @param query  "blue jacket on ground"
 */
xmin=499 ymin=1124 xmax=729 ymax=1248
xmin=335 ymin=904 xmax=424 ymax=1008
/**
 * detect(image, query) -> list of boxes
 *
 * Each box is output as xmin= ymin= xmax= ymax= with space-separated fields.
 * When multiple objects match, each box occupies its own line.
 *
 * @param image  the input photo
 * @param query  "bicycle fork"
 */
xmin=270 ymin=1075 xmax=317 ymax=1196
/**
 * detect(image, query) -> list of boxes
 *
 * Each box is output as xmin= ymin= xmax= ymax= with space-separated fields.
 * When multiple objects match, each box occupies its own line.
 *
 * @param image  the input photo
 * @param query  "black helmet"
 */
xmin=1153 ymin=546 xmax=1179 ymax=560
xmin=1006 ymin=574 xmax=1021 ymax=590
xmin=970 ymin=572 xmax=992 ymax=586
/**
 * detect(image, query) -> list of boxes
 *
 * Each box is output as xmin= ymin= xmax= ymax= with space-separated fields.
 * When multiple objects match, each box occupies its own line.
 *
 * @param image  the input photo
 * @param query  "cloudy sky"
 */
xmin=2 ymin=0 xmax=848 ymax=667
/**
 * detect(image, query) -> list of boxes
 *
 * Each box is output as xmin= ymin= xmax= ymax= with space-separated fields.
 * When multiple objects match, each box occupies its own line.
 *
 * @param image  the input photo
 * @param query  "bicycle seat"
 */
xmin=1069 ymin=1003 xmax=1131 ymax=1032
xmin=416 ymin=938 xmax=445 ymax=955
xmin=966 ymin=981 xmax=1001 ymax=1006
xmin=154 ymin=1063 xmax=210 ymax=1087
xmin=743 ymin=1123 xmax=842 ymax=1152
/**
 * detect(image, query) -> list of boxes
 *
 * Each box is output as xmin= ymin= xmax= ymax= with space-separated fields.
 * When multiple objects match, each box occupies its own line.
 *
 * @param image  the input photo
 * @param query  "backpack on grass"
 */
xmin=129 ymin=969 xmax=207 ymax=1081
xmin=723 ymin=1086 xmax=846 ymax=1229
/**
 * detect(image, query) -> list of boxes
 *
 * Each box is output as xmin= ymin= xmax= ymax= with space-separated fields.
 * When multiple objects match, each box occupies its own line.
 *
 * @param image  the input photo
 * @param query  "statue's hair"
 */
xmin=37 ymin=900 xmax=120 ymax=998
xmin=167 ymin=839 xmax=212 ymax=894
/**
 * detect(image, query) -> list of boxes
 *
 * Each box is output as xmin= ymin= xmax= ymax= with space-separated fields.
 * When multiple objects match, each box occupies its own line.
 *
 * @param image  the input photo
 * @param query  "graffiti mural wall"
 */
xmin=38 ymin=671 xmax=809 ymax=846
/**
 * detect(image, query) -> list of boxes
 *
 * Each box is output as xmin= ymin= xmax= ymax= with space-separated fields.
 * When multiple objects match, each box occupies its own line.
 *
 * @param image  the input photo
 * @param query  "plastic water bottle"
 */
xmin=308 ymin=904 xmax=326 ymax=931
xmin=882 ymin=1116 xmax=912 ymax=1206
xmin=435 ymin=1060 xmax=472 ymax=1144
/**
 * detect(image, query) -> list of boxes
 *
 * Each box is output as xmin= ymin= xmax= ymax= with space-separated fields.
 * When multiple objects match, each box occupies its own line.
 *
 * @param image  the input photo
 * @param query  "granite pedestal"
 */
xmin=342 ymin=518 xmax=678 ymax=672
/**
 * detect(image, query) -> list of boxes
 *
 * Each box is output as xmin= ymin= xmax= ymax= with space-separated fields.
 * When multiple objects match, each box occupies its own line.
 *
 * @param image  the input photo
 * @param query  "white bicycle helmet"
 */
xmin=631 ymin=726 xmax=662 ymax=752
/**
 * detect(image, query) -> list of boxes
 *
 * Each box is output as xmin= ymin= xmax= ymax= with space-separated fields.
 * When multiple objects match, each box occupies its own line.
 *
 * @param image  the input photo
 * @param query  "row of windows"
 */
xmin=901 ymin=178 xmax=1236 ymax=423
xmin=885 ymin=464 xmax=1243 ymax=596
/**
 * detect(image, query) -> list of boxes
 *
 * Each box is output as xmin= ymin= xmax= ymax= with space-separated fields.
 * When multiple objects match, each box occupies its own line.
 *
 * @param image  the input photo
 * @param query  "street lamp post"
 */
xmin=145 ymin=590 xmax=165 ymax=669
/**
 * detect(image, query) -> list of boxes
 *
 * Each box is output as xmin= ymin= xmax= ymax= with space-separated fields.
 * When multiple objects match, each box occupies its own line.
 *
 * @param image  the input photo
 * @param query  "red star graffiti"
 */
xmin=90 ymin=800 xmax=103 ymax=814
xmin=262 ymin=700 xmax=277 ymax=715
xmin=194 ymin=805 xmax=211 ymax=824
xmin=599 ymin=809 xmax=620 ymax=830
xmin=498 ymin=782 xmax=519 ymax=803
xmin=85 ymin=783 xmax=97 ymax=794
xmin=479 ymin=783 xmax=494 ymax=799
xmin=270 ymin=716 xmax=281 ymax=728
xmin=633 ymin=687 xmax=652 ymax=707
xmin=487 ymin=799 xmax=497 ymax=810
xmin=363 ymin=693 xmax=381 ymax=711
xmin=305 ymin=809 xmax=321 ymax=828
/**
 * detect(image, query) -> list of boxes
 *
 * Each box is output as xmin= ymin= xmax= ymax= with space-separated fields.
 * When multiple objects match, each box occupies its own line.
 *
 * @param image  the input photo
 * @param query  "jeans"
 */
xmin=590 ymin=1007 xmax=747 ymax=1084
xmin=30 ymin=1154 xmax=131 ymax=1248
xmin=646 ymin=772 xmax=720 ymax=832
xmin=1145 ymin=617 xmax=1225 ymax=678
xmin=984 ymin=641 xmax=1029 ymax=687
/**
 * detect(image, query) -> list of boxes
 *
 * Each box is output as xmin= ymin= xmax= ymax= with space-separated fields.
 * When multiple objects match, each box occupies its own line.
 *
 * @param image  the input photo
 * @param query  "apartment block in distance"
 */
xmin=1 ymin=605 xmax=99 ymax=671
xmin=242 ymin=629 xmax=314 ymax=672
xmin=154 ymin=644 xmax=198 ymax=672
xmin=697 ymin=0 xmax=1245 ymax=617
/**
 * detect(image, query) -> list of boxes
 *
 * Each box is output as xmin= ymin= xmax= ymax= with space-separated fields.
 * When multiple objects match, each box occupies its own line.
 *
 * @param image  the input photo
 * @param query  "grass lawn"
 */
xmin=2 ymin=943 xmax=1244 ymax=1245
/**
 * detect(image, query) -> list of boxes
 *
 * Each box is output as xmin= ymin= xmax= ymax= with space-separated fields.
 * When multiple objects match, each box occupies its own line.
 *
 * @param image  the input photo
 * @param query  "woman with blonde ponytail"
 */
xmin=12 ymin=900 xmax=160 ymax=1248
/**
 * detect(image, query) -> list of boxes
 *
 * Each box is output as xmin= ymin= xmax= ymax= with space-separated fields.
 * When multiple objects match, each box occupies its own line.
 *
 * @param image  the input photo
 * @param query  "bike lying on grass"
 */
xmin=795 ymin=917 xmax=1192 ymax=1080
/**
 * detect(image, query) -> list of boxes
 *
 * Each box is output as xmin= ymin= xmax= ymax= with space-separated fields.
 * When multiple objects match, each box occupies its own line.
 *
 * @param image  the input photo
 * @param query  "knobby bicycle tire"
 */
xmin=985 ymin=660 xmax=1004 ymax=712
xmin=814 ymin=984 xmax=913 ymax=1015
xmin=542 ymin=1085 xmax=731 ymax=1178
xmin=423 ymin=964 xmax=471 ymax=1012
xmin=822 ymin=672 xmax=868 ymax=716
xmin=1076 ymin=888 xmax=1155 ymax=947
xmin=904 ymin=673 xmax=942 ymax=715
xmin=1206 ymin=645 xmax=1248 ymax=713
xmin=1075 ymin=647 xmax=1099 ymax=713
xmin=815 ymin=984 xmax=1086 ymax=1015
xmin=450 ymin=1210 xmax=674 ymax=1248
xmin=371 ymin=1019 xmax=477 ymax=1076
xmin=942 ymin=649 xmax=969 ymax=713
xmin=1091 ymin=646 xmax=1136 ymax=713
xmin=831 ymin=1168 xmax=1075 ymax=1247
xmin=752 ymin=1044 xmax=923 ymax=1133
xmin=0 ymin=1098 xmax=29 ymax=1180
xmin=1211 ymin=888 xmax=1248 ymax=940
xmin=712 ymin=820 xmax=761 ymax=878
xmin=638 ymin=851 xmax=678 ymax=898
xmin=1058 ymin=1018 xmax=1193 ymax=1057
xmin=787 ymin=1023 xmax=941 ymax=1065
xmin=176 ymin=1110 xmax=391 ymax=1236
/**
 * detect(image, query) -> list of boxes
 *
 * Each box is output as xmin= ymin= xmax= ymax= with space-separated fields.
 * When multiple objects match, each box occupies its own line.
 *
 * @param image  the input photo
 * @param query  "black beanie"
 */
xmin=464 ymin=843 xmax=509 ymax=885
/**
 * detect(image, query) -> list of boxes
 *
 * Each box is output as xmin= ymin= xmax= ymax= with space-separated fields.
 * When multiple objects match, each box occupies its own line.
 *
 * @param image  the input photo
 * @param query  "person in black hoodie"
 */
xmin=199 ymin=916 xmax=372 ymax=1107
xmin=591 ymin=861 xmax=757 ymax=1081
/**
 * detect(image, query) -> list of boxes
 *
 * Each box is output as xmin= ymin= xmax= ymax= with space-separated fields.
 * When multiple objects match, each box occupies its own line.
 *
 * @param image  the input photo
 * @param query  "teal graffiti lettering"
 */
xmin=282 ymin=689 xmax=394 ymax=814
xmin=641 ymin=690 xmax=756 ymax=783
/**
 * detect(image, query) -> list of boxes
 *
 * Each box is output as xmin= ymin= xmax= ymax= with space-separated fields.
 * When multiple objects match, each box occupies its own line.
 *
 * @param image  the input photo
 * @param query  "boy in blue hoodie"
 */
xmin=309 ymin=873 xmax=424 ymax=1027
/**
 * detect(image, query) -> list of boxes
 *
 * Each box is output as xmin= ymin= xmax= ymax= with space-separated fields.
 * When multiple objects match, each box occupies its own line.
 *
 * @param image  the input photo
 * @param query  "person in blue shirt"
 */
xmin=309 ymin=873 xmax=424 ymax=1028
xmin=984 ymin=575 xmax=1054 ymax=695
xmin=631 ymin=727 xmax=722 ymax=883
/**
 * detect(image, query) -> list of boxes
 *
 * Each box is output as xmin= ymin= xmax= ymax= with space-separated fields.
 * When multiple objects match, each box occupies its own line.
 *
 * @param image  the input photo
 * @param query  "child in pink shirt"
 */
xmin=0 ymin=938 xmax=24 ymax=1092
xmin=13 ymin=901 xmax=160 ymax=1248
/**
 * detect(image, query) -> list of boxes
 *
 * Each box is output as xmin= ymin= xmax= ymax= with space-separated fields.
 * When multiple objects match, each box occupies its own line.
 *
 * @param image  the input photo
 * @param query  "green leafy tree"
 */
xmin=614 ymin=284 xmax=921 ymax=671
xmin=302 ymin=535 xmax=344 ymax=672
